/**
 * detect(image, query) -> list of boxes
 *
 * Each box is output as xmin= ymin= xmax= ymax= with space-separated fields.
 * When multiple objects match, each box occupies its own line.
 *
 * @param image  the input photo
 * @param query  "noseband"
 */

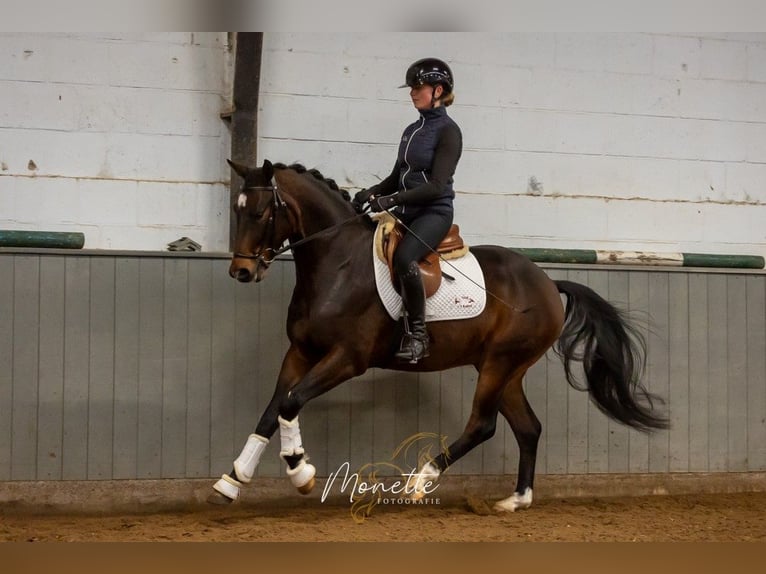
xmin=234 ymin=179 xmax=287 ymax=265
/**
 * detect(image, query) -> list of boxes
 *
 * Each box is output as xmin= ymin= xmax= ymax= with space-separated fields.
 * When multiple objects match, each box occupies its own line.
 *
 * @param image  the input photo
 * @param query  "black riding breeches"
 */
xmin=392 ymin=209 xmax=454 ymax=278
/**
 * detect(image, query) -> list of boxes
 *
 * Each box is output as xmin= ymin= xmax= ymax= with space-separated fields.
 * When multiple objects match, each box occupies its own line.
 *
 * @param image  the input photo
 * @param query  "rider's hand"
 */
xmin=352 ymin=189 xmax=372 ymax=213
xmin=370 ymin=194 xmax=399 ymax=213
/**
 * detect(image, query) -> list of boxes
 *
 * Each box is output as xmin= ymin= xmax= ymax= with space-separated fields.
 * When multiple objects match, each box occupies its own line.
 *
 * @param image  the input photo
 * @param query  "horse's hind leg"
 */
xmin=407 ymin=360 xmax=511 ymax=497
xmin=494 ymin=370 xmax=541 ymax=512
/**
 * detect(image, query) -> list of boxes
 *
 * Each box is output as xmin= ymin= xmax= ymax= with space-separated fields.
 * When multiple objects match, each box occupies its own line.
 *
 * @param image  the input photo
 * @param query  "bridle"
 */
xmin=233 ymin=178 xmax=367 ymax=265
xmin=233 ymin=179 xmax=287 ymax=265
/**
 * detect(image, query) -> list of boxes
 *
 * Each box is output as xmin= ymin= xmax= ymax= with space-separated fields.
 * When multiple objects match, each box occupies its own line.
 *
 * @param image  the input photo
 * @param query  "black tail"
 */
xmin=554 ymin=280 xmax=668 ymax=432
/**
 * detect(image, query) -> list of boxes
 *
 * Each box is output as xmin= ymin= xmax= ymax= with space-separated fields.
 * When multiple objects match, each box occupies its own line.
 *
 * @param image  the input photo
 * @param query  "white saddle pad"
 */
xmin=373 ymin=241 xmax=487 ymax=323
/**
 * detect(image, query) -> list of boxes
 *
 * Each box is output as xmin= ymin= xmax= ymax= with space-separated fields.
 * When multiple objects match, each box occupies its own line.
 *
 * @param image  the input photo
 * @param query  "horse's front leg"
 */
xmin=209 ymin=345 xmax=312 ymax=505
xmin=276 ymin=345 xmax=361 ymax=492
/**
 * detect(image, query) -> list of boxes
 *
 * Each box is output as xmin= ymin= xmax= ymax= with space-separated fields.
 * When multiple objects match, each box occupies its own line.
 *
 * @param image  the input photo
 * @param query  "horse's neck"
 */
xmin=290 ymin=220 xmax=372 ymax=284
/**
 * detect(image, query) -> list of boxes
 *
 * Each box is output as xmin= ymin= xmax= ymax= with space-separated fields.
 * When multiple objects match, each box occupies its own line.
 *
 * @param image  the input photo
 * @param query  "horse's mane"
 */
xmin=273 ymin=162 xmax=351 ymax=202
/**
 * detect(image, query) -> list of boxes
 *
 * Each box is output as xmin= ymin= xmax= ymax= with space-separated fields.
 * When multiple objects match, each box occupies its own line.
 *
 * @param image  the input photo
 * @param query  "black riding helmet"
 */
xmin=399 ymin=57 xmax=454 ymax=94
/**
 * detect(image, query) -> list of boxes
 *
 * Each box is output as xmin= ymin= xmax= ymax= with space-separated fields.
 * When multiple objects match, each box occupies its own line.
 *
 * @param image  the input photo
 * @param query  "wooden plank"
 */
xmin=113 ymin=258 xmax=140 ymax=479
xmin=0 ymin=256 xmax=13 ymax=480
xmin=543 ymin=268 xmax=568 ymax=474
xmin=373 ymin=370 xmax=398 ymax=475
xmin=249 ymin=263 xmax=283 ymax=478
xmin=667 ymin=272 xmax=690 ymax=472
xmin=36 ymin=256 xmax=66 ymax=480
xmin=565 ymin=269 xmax=589 ymax=474
xmin=746 ymin=276 xmax=766 ymax=470
xmin=11 ymin=255 xmax=39 ymax=480
xmin=87 ymin=257 xmax=116 ymax=479
xmin=586 ymin=270 xmax=610 ymax=473
xmin=161 ymin=258 xmax=189 ymax=478
xmin=392 ymin=371 xmax=419 ymax=470
xmin=726 ymin=275 xmax=748 ymax=471
xmin=607 ymin=271 xmax=630 ymax=473
xmin=647 ymin=272 xmax=670 ymax=473
xmin=707 ymin=274 xmax=729 ymax=471
xmin=349 ymin=372 xmax=375 ymax=471
xmin=136 ymin=258 xmax=164 ymax=478
xmin=459 ymin=367 xmax=482 ymax=474
xmin=627 ymin=271 xmax=650 ymax=472
xmin=324 ymin=378 xmax=352 ymax=478
xmin=687 ymin=273 xmax=710 ymax=471
xmin=416 ymin=371 xmax=443 ymax=475
xmin=186 ymin=260 xmax=213 ymax=477
xmin=209 ymin=260 xmax=238 ymax=476
xmin=438 ymin=366 xmax=465 ymax=475
xmin=63 ymin=257 xmax=90 ymax=480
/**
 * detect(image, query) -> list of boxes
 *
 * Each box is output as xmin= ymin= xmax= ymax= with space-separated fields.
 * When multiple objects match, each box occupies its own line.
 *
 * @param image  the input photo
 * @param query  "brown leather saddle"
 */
xmin=380 ymin=222 xmax=468 ymax=298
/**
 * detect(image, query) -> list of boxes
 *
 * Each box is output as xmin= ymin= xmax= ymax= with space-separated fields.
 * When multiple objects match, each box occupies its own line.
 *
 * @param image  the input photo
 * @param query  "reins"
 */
xmin=233 ymin=180 xmax=369 ymax=264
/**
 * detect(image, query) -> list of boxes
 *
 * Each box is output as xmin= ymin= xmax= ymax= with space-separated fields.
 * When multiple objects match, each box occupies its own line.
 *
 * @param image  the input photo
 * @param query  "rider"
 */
xmin=352 ymin=57 xmax=463 ymax=364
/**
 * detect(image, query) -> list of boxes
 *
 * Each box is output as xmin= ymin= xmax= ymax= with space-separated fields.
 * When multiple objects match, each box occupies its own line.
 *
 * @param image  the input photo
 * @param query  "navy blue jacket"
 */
xmin=367 ymin=106 xmax=462 ymax=213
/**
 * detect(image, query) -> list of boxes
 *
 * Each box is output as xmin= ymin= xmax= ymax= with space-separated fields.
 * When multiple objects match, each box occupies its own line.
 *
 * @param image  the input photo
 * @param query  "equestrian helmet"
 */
xmin=400 ymin=58 xmax=454 ymax=94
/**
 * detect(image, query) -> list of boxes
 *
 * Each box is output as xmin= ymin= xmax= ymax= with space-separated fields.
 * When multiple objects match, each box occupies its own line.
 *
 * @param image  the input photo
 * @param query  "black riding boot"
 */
xmin=395 ymin=261 xmax=430 ymax=363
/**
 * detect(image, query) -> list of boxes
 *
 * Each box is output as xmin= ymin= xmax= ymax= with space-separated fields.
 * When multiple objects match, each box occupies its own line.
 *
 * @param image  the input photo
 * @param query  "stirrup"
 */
xmin=395 ymin=333 xmax=430 ymax=364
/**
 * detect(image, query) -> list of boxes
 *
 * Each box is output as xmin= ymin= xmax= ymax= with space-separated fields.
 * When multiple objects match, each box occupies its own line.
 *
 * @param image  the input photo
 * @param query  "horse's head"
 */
xmin=228 ymin=158 xmax=294 ymax=283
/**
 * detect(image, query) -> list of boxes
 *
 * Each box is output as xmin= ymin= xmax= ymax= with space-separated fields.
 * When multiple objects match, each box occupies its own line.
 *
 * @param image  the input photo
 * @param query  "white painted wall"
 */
xmin=1 ymin=33 xmax=764 ymax=257
xmin=258 ymin=33 xmax=766 ymax=257
xmin=0 ymin=32 xmax=232 ymax=251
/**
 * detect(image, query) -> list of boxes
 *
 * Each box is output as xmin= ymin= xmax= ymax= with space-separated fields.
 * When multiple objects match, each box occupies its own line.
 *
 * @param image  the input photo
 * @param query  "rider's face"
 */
xmin=410 ymin=83 xmax=443 ymax=110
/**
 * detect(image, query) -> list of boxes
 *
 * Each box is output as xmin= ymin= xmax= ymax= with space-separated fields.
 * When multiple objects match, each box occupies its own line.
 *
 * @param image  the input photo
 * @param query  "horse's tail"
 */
xmin=553 ymin=280 xmax=669 ymax=432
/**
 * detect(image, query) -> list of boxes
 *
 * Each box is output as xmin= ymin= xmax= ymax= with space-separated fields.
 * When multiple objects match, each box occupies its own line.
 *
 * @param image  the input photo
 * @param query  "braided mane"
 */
xmin=273 ymin=162 xmax=350 ymax=202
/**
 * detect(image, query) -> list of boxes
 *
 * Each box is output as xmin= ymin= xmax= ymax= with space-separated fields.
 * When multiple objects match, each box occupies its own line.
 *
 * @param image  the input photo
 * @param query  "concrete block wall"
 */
xmin=0 ymin=33 xmax=232 ymax=251
xmin=2 ymin=33 xmax=764 ymax=256
xmin=258 ymin=33 xmax=766 ymax=257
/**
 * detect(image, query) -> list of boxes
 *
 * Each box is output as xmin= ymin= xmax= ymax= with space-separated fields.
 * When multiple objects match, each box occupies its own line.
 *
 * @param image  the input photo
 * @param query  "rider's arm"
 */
xmin=364 ymin=161 xmax=401 ymax=199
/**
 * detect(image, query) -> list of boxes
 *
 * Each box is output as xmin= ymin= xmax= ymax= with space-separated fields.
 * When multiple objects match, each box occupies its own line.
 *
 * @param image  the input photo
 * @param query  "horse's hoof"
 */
xmin=493 ymin=488 xmax=533 ymax=513
xmin=297 ymin=476 xmax=315 ymax=495
xmin=206 ymin=491 xmax=235 ymax=506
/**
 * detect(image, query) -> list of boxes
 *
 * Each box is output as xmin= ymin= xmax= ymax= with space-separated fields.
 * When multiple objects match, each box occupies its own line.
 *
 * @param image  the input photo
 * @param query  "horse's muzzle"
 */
xmin=229 ymin=258 xmax=268 ymax=283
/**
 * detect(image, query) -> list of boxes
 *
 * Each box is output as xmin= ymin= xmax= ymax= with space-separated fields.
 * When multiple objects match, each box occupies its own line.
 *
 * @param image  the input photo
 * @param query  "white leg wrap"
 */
xmin=407 ymin=461 xmax=440 ymax=501
xmin=278 ymin=415 xmax=305 ymax=457
xmin=233 ymin=433 xmax=269 ymax=484
xmin=494 ymin=487 xmax=534 ymax=512
xmin=286 ymin=458 xmax=316 ymax=490
xmin=212 ymin=474 xmax=242 ymax=501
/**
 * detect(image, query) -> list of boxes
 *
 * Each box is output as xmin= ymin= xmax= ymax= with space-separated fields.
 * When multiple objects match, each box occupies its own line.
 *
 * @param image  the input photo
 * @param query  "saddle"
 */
xmin=375 ymin=215 xmax=469 ymax=298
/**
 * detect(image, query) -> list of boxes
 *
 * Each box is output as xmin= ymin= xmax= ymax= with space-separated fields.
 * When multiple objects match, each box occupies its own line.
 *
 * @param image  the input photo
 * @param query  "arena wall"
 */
xmin=1 ymin=250 xmax=763 ymax=482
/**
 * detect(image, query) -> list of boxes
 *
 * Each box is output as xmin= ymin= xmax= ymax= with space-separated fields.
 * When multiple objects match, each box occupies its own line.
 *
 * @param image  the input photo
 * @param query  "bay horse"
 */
xmin=209 ymin=159 xmax=668 ymax=511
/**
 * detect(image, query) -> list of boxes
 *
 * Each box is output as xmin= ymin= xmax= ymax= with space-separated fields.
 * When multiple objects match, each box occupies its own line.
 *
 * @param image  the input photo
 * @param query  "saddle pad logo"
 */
xmin=453 ymin=295 xmax=476 ymax=308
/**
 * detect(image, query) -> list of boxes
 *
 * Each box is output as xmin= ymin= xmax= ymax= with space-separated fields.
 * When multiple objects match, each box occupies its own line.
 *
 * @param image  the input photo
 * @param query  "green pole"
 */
xmin=511 ymin=248 xmax=598 ymax=264
xmin=0 ymin=230 xmax=85 ymax=249
xmin=681 ymin=253 xmax=764 ymax=269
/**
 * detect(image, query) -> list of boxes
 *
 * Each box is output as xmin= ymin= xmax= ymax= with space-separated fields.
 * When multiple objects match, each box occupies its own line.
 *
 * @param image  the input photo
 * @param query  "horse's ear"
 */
xmin=227 ymin=159 xmax=250 ymax=179
xmin=262 ymin=159 xmax=274 ymax=181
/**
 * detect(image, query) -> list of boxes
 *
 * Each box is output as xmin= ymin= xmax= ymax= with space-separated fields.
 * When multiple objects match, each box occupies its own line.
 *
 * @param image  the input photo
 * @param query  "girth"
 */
xmin=379 ymin=220 xmax=468 ymax=298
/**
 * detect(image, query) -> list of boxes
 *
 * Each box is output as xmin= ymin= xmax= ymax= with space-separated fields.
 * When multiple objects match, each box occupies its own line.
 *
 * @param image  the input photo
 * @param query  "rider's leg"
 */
xmin=392 ymin=209 xmax=452 ymax=363
xmin=395 ymin=260 xmax=429 ymax=362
